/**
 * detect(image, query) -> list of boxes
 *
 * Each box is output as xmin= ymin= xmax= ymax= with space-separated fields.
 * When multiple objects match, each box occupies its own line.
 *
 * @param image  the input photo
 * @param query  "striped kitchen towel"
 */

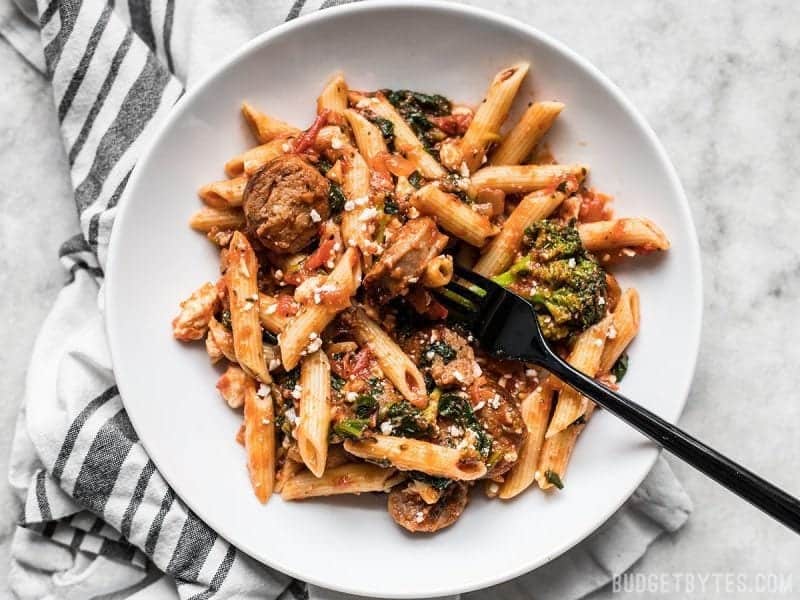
xmin=0 ymin=1 xmax=693 ymax=598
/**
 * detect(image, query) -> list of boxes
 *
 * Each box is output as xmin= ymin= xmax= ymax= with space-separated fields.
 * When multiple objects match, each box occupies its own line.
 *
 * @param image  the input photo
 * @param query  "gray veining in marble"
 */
xmin=1 ymin=1 xmax=799 ymax=598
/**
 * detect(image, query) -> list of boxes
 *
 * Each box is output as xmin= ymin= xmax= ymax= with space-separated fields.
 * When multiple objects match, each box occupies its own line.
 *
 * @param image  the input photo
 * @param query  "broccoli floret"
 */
xmin=493 ymin=219 xmax=607 ymax=341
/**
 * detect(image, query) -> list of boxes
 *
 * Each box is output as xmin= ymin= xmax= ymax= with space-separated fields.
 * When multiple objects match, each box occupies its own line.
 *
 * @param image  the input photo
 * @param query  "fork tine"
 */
xmin=443 ymin=279 xmax=485 ymax=304
xmin=430 ymin=289 xmax=478 ymax=324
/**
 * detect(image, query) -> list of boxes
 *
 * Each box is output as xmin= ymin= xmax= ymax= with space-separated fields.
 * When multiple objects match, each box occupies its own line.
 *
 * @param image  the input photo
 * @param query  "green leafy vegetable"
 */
xmin=409 ymin=471 xmax=453 ymax=490
xmin=383 ymin=195 xmax=399 ymax=215
xmin=544 ymin=469 xmax=564 ymax=489
xmin=219 ymin=309 xmax=232 ymax=329
xmin=420 ymin=340 xmax=456 ymax=365
xmin=611 ymin=353 xmax=629 ymax=382
xmin=407 ymin=171 xmax=424 ymax=189
xmin=316 ymin=158 xmax=333 ymax=175
xmin=331 ymin=373 xmax=346 ymax=392
xmin=328 ymin=182 xmax=346 ymax=213
xmin=354 ymin=394 xmax=378 ymax=419
xmin=369 ymin=116 xmax=395 ymax=147
xmin=438 ymin=394 xmax=492 ymax=459
xmin=381 ymin=89 xmax=451 ymax=156
xmin=383 ymin=402 xmax=431 ymax=438
xmin=333 ymin=419 xmax=370 ymax=439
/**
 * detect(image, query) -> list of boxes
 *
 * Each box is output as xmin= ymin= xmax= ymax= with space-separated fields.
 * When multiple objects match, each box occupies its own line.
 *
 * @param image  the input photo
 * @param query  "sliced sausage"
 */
xmin=243 ymin=155 xmax=330 ymax=254
xmin=471 ymin=377 xmax=527 ymax=479
xmin=388 ymin=481 xmax=469 ymax=532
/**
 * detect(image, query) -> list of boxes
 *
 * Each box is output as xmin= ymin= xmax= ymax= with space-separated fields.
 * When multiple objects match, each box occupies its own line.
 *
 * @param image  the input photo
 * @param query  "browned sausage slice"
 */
xmin=388 ymin=481 xmax=469 ymax=532
xmin=243 ymin=155 xmax=330 ymax=254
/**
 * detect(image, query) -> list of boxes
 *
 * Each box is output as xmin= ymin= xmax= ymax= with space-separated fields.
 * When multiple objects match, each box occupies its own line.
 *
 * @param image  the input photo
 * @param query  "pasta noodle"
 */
xmin=296 ymin=350 xmax=332 ymax=477
xmin=490 ymin=101 xmax=564 ymax=166
xmin=243 ymin=375 xmax=276 ymax=503
xmin=281 ymin=463 xmax=404 ymax=500
xmin=470 ymin=163 xmax=588 ymax=195
xmin=412 ymin=184 xmax=497 ymax=247
xmin=578 ymin=218 xmax=670 ymax=252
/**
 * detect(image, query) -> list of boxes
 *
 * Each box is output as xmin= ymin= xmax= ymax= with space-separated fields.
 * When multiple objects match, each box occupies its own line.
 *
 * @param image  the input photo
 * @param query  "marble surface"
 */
xmin=1 ymin=1 xmax=799 ymax=598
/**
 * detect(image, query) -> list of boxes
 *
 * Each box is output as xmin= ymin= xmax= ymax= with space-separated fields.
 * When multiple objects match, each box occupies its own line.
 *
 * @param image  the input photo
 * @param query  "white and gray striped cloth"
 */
xmin=0 ymin=1 xmax=694 ymax=598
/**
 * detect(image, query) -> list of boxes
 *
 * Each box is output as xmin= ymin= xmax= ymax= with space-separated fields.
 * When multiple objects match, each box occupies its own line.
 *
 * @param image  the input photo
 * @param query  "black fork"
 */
xmin=434 ymin=264 xmax=800 ymax=534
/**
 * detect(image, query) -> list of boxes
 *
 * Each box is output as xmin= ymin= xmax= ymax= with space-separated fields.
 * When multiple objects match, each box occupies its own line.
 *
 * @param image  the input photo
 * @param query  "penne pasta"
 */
xmin=422 ymin=254 xmax=454 ymax=288
xmin=317 ymin=73 xmax=349 ymax=122
xmin=241 ymin=101 xmax=300 ymax=143
xmin=470 ymin=163 xmax=588 ymax=195
xmin=279 ymin=248 xmax=361 ymax=371
xmin=535 ymin=408 xmax=591 ymax=491
xmin=600 ymin=288 xmax=640 ymax=373
xmin=341 ymin=148 xmax=377 ymax=259
xmin=412 ymin=184 xmax=497 ymax=247
xmin=225 ymin=232 xmax=270 ymax=383
xmin=498 ymin=382 xmax=554 ymax=499
xmin=243 ymin=375 xmax=276 ymax=503
xmin=281 ymin=463 xmax=404 ymax=500
xmin=189 ymin=207 xmax=245 ymax=233
xmin=258 ymin=293 xmax=291 ymax=334
xmin=489 ymin=101 xmax=564 ymax=166
xmin=578 ymin=218 xmax=670 ymax=253
xmin=224 ymin=138 xmax=289 ymax=178
xmin=296 ymin=350 xmax=332 ymax=477
xmin=351 ymin=92 xmax=445 ymax=179
xmin=545 ymin=316 xmax=611 ymax=438
xmin=348 ymin=307 xmax=427 ymax=408
xmin=197 ymin=176 xmax=248 ymax=208
xmin=344 ymin=435 xmax=487 ymax=480
xmin=460 ymin=62 xmax=530 ymax=172
xmin=343 ymin=108 xmax=388 ymax=163
xmin=274 ymin=458 xmax=304 ymax=494
xmin=473 ymin=189 xmax=567 ymax=276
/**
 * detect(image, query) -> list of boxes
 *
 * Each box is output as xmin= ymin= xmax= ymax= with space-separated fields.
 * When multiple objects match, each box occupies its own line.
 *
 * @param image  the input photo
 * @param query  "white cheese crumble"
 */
xmin=306 ymin=337 xmax=323 ymax=353
xmin=268 ymin=358 xmax=282 ymax=372
xmin=285 ymin=407 xmax=298 ymax=424
xmin=488 ymin=394 xmax=501 ymax=410
xmin=261 ymin=418 xmax=271 ymax=426
xmin=380 ymin=421 xmax=393 ymax=435
xmin=264 ymin=303 xmax=277 ymax=315
xmin=291 ymin=385 xmax=303 ymax=400
xmin=568 ymin=257 xmax=576 ymax=268
xmin=309 ymin=208 xmax=321 ymax=223
xmin=257 ymin=383 xmax=270 ymax=397
xmin=346 ymin=391 xmax=358 ymax=402
xmin=459 ymin=161 xmax=470 ymax=177
xmin=607 ymin=324 xmax=618 ymax=339
xmin=358 ymin=207 xmax=378 ymax=221
xmin=281 ymin=142 xmax=292 ymax=153
xmin=344 ymin=199 xmax=356 ymax=211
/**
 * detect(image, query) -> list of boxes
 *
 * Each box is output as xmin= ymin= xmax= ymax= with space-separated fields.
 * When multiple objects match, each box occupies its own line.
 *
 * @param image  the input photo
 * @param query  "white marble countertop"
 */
xmin=1 ymin=1 xmax=799 ymax=598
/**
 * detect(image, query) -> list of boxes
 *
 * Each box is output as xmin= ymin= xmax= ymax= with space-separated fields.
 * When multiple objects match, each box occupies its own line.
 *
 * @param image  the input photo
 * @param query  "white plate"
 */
xmin=105 ymin=2 xmax=702 ymax=597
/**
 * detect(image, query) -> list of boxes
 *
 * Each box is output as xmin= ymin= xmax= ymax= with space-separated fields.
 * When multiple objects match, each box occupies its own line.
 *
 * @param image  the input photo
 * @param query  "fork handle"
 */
xmin=542 ymin=354 xmax=800 ymax=534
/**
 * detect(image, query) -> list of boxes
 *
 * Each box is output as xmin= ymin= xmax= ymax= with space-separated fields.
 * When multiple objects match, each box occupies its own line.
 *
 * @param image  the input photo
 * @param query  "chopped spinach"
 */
xmin=368 ymin=116 xmax=395 ymax=147
xmin=328 ymin=182 xmax=346 ymax=213
xmin=409 ymin=471 xmax=453 ymax=490
xmin=219 ymin=309 xmax=232 ymax=329
xmin=354 ymin=394 xmax=378 ymax=419
xmin=381 ymin=89 xmax=451 ymax=157
xmin=407 ymin=171 xmax=424 ymax=189
xmin=544 ymin=469 xmax=564 ymax=489
xmin=611 ymin=353 xmax=629 ymax=382
xmin=384 ymin=401 xmax=431 ymax=438
xmin=316 ymin=158 xmax=333 ymax=175
xmin=420 ymin=340 xmax=456 ymax=365
xmin=438 ymin=393 xmax=492 ymax=459
xmin=262 ymin=329 xmax=278 ymax=345
xmin=331 ymin=373 xmax=345 ymax=392
xmin=383 ymin=194 xmax=399 ymax=215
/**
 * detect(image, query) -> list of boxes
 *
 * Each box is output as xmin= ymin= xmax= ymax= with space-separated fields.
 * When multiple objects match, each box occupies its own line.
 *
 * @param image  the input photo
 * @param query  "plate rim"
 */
xmin=104 ymin=1 xmax=704 ymax=596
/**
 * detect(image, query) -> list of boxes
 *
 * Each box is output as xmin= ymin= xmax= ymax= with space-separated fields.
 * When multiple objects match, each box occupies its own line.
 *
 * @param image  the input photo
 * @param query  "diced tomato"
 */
xmin=430 ymin=113 xmax=473 ymax=136
xmin=305 ymin=239 xmax=335 ymax=271
xmin=579 ymin=189 xmax=613 ymax=223
xmin=293 ymin=109 xmax=331 ymax=154
xmin=426 ymin=300 xmax=448 ymax=320
xmin=275 ymin=294 xmax=299 ymax=317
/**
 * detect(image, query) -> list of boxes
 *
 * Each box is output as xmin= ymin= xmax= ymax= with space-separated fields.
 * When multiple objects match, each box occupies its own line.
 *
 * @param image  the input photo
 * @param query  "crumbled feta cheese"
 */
xmin=354 ymin=195 xmax=369 ymax=207
xmin=285 ymin=407 xmax=298 ymax=424
xmin=268 ymin=358 xmax=282 ymax=372
xmin=568 ymin=257 xmax=576 ymax=268
xmin=326 ymin=259 xmax=335 ymax=269
xmin=425 ymin=351 xmax=435 ymax=361
xmin=607 ymin=324 xmax=617 ymax=339
xmin=598 ymin=296 xmax=606 ymax=306
xmin=313 ymin=292 xmax=321 ymax=304
xmin=414 ymin=511 xmax=425 ymax=523
xmin=346 ymin=391 xmax=358 ymax=402
xmin=487 ymin=482 xmax=499 ymax=495
xmin=257 ymin=383 xmax=270 ymax=397
xmin=264 ymin=303 xmax=277 ymax=315
xmin=359 ymin=207 xmax=378 ymax=221
xmin=407 ymin=206 xmax=420 ymax=219
xmin=594 ymin=338 xmax=603 ymax=347
xmin=472 ymin=362 xmax=483 ymax=377
xmin=310 ymin=208 xmax=321 ymax=223
xmin=281 ymin=142 xmax=292 ymax=153
xmin=344 ymin=200 xmax=356 ymax=211
xmin=525 ymin=368 xmax=537 ymax=378
xmin=380 ymin=421 xmax=394 ymax=435
xmin=309 ymin=332 xmax=318 ymax=340
xmin=306 ymin=337 xmax=323 ymax=353
xmin=333 ymin=242 xmax=342 ymax=252
xmin=473 ymin=400 xmax=485 ymax=411
xmin=452 ymin=370 xmax=465 ymax=383
xmin=488 ymin=394 xmax=501 ymax=410
xmin=459 ymin=161 xmax=470 ymax=177
xmin=448 ymin=425 xmax=464 ymax=437
xmin=261 ymin=418 xmax=271 ymax=426
xmin=291 ymin=385 xmax=303 ymax=400
xmin=274 ymin=269 xmax=284 ymax=280
xmin=622 ymin=248 xmax=637 ymax=257
xmin=347 ymin=238 xmax=357 ymax=247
